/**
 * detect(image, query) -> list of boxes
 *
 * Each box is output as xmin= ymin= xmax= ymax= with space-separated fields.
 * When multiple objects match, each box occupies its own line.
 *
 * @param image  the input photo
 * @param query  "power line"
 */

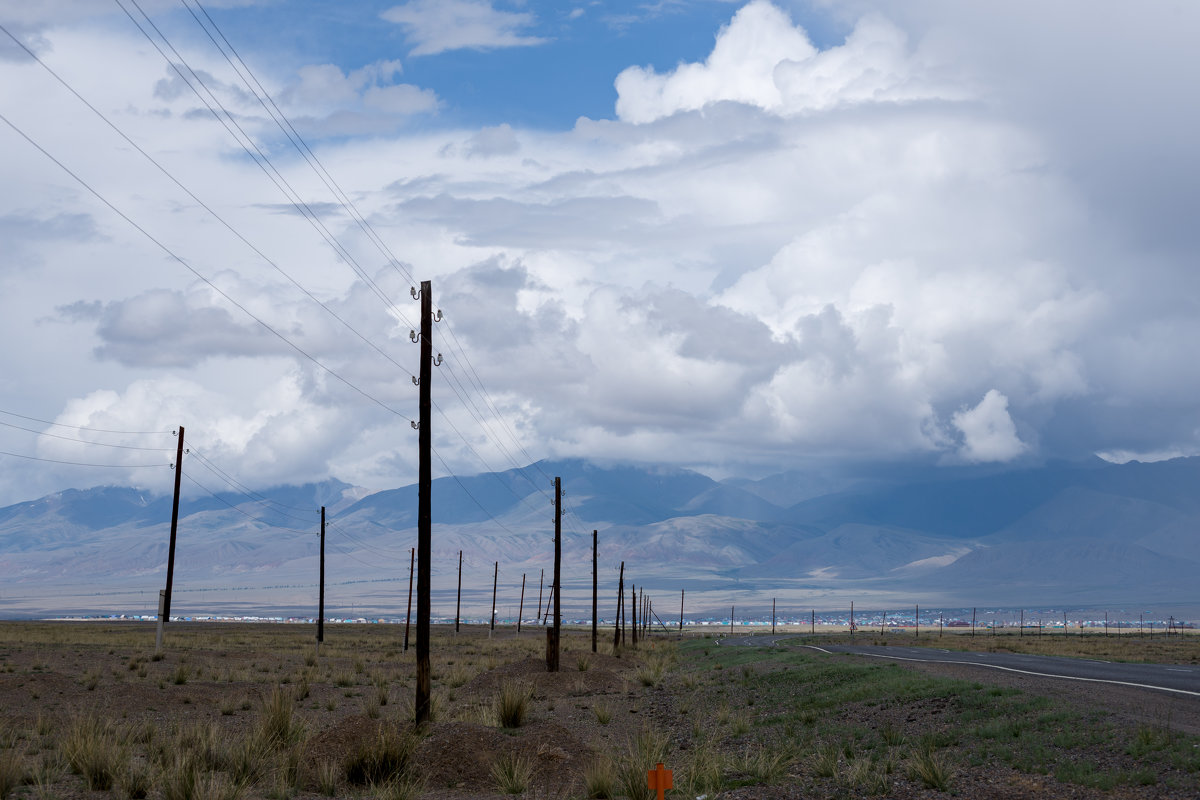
xmin=0 ymin=20 xmax=420 ymax=387
xmin=124 ymin=2 xmax=561 ymax=530
xmin=0 ymin=109 xmax=415 ymax=426
xmin=185 ymin=449 xmax=320 ymax=525
xmin=0 ymin=418 xmax=176 ymax=451
xmin=179 ymin=0 xmax=418 ymax=289
xmin=437 ymin=316 xmax=553 ymax=484
xmin=0 ymin=408 xmax=172 ymax=436
xmin=180 ymin=472 xmax=314 ymax=534
xmin=114 ymin=0 xmax=416 ymax=332
xmin=0 ymin=448 xmax=169 ymax=469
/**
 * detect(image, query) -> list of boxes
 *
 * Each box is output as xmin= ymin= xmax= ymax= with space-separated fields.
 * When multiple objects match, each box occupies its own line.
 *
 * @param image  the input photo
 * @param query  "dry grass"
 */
xmin=0 ymin=747 xmax=25 ymax=799
xmin=490 ymin=751 xmax=533 ymax=794
xmin=344 ymin=724 xmax=418 ymax=787
xmin=493 ymin=681 xmax=532 ymax=728
xmin=2 ymin=621 xmax=1196 ymax=799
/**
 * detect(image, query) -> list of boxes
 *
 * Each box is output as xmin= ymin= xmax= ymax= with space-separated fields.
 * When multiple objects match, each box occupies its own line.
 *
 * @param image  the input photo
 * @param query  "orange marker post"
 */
xmin=647 ymin=762 xmax=673 ymax=800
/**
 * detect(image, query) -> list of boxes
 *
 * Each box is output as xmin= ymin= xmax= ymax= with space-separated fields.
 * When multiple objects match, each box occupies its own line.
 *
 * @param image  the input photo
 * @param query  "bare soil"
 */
xmin=0 ymin=622 xmax=1198 ymax=799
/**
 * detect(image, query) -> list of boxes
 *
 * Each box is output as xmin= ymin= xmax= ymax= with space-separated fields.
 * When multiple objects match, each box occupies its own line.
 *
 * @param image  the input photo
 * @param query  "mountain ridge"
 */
xmin=1 ymin=456 xmax=1198 ymax=617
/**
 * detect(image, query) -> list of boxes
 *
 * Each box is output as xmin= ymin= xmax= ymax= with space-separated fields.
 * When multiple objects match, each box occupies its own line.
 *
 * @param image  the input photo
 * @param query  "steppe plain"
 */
xmin=0 ymin=622 xmax=1198 ymax=799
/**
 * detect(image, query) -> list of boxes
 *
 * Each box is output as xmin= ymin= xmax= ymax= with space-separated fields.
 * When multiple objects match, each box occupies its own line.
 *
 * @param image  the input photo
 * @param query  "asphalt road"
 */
xmin=719 ymin=636 xmax=1200 ymax=697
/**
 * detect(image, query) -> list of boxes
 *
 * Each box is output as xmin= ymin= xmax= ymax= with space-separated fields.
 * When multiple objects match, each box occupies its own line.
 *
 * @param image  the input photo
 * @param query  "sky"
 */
xmin=1 ymin=0 xmax=1199 ymax=508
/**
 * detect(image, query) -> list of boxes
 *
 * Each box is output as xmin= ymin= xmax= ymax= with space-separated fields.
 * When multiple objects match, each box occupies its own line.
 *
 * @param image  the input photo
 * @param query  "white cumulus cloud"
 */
xmin=382 ymin=0 xmax=547 ymax=57
xmin=615 ymin=1 xmax=964 ymax=124
xmin=952 ymin=390 xmax=1027 ymax=463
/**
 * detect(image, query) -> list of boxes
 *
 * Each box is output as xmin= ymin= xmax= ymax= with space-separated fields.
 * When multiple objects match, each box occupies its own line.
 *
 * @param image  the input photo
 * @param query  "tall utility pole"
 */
xmin=404 ymin=547 xmax=414 ymax=652
xmin=679 ymin=589 xmax=684 ymax=640
xmin=631 ymin=584 xmax=638 ymax=648
xmin=614 ymin=561 xmax=624 ymax=650
xmin=591 ymin=530 xmax=598 ymax=653
xmin=455 ymin=550 xmax=462 ymax=634
xmin=414 ymin=279 xmax=437 ymax=725
xmin=490 ymin=561 xmax=498 ymax=635
xmin=546 ymin=476 xmax=562 ymax=671
xmin=157 ymin=424 xmax=185 ymax=655
xmin=536 ymin=569 xmax=544 ymax=627
xmin=517 ymin=574 xmax=526 ymax=635
xmin=317 ymin=506 xmax=325 ymax=654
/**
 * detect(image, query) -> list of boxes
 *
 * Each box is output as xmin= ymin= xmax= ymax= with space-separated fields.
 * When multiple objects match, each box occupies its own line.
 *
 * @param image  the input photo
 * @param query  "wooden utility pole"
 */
xmin=517 ymin=573 xmax=526 ymax=635
xmin=614 ymin=561 xmax=624 ymax=650
xmin=317 ymin=506 xmax=325 ymax=654
xmin=490 ymin=561 xmax=498 ymax=635
xmin=455 ymin=550 xmax=462 ymax=634
xmin=591 ymin=530 xmax=598 ymax=653
xmin=536 ymin=569 xmax=544 ymax=627
xmin=404 ymin=546 xmax=414 ymax=652
xmin=415 ymin=279 xmax=436 ymax=725
xmin=772 ymin=598 xmax=776 ymax=635
xmin=679 ymin=589 xmax=684 ymax=640
xmin=546 ymin=476 xmax=562 ymax=672
xmin=157 ymin=425 xmax=185 ymax=655
xmin=631 ymin=583 xmax=638 ymax=648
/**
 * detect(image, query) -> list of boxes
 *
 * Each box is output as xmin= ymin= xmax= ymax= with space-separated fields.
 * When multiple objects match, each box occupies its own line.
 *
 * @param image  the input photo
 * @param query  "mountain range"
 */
xmin=1 ymin=456 xmax=1198 ymax=619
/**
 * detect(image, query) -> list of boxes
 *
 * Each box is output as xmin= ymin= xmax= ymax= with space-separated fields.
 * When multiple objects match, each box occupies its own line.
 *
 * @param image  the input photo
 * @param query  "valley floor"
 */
xmin=0 ymin=622 xmax=1198 ymax=798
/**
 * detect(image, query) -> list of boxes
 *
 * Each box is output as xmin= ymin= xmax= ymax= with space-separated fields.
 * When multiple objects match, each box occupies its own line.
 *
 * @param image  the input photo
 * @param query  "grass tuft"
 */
xmin=0 ymin=748 xmax=26 ymax=800
xmin=344 ymin=724 xmax=417 ymax=786
xmin=494 ymin=681 xmax=532 ymax=728
xmin=583 ymin=756 xmax=616 ymax=799
xmin=616 ymin=727 xmax=670 ymax=800
xmin=907 ymin=744 xmax=952 ymax=791
xmin=491 ymin=751 xmax=533 ymax=794
xmin=62 ymin=715 xmax=122 ymax=791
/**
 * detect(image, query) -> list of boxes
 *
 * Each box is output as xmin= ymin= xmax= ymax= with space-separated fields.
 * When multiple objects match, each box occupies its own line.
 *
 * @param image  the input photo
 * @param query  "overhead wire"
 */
xmin=114 ymin=0 xmax=416 ymax=331
xmin=0 ymin=20 xmax=421 ymax=388
xmin=0 ymin=448 xmax=170 ymax=469
xmin=6 ymin=7 xmax=572 ymax=549
xmin=0 ymin=418 xmax=176 ymax=451
xmin=179 ymin=0 xmax=418 ymax=289
xmin=184 ymin=450 xmax=320 ymax=526
xmin=436 ymin=317 xmax=554 ymax=484
xmin=0 ymin=110 xmax=415 ymax=426
xmin=180 ymin=472 xmax=314 ymax=534
xmin=0 ymin=408 xmax=172 ymax=436
xmin=151 ymin=0 xmax=561 ymax=528
xmin=167 ymin=1 xmax=565 ymax=520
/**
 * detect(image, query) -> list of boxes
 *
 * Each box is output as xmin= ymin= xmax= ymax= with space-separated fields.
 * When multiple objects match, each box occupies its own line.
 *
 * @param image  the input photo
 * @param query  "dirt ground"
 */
xmin=0 ymin=621 xmax=1198 ymax=799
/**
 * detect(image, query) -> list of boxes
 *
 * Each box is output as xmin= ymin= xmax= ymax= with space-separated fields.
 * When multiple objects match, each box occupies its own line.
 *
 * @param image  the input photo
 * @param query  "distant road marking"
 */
xmin=1167 ymin=668 xmax=1193 ymax=673
xmin=843 ymin=651 xmax=1200 ymax=698
xmin=802 ymin=645 xmax=832 ymax=654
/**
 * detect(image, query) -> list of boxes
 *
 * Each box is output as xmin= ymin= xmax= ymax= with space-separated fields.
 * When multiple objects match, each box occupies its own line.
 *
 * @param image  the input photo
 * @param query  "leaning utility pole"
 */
xmin=517 ymin=573 xmax=526 ymax=636
xmin=490 ymin=561 xmax=498 ymax=635
xmin=156 ymin=425 xmax=185 ymax=655
xmin=454 ymin=550 xmax=462 ymax=634
xmin=317 ymin=506 xmax=325 ymax=655
xmin=679 ymin=589 xmax=685 ymax=640
xmin=404 ymin=547 xmax=414 ymax=652
xmin=591 ymin=530 xmax=598 ymax=653
xmin=546 ymin=476 xmax=562 ymax=671
xmin=614 ymin=561 xmax=624 ymax=651
xmin=536 ymin=569 xmax=544 ymax=627
xmin=414 ymin=278 xmax=439 ymax=725
xmin=631 ymin=583 xmax=638 ymax=648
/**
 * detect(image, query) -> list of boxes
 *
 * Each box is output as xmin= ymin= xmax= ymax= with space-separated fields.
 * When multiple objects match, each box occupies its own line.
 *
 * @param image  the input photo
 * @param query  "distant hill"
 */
xmin=1 ymin=456 xmax=1198 ymax=618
